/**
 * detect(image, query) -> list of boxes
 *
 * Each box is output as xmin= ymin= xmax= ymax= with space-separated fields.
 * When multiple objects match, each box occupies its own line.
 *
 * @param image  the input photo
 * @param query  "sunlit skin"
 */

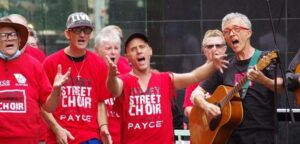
xmin=125 ymin=38 xmax=152 ymax=75
xmin=96 ymin=41 xmax=121 ymax=64
xmin=222 ymin=17 xmax=252 ymax=60
xmin=64 ymin=27 xmax=92 ymax=56
xmin=0 ymin=27 xmax=19 ymax=56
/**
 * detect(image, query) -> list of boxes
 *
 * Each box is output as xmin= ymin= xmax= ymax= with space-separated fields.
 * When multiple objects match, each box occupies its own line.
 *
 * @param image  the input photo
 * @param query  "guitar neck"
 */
xmin=220 ymin=75 xmax=248 ymax=108
xmin=218 ymin=51 xmax=277 ymax=108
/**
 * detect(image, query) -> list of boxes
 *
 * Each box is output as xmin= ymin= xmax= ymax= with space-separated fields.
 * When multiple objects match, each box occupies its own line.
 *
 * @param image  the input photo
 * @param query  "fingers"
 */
xmin=57 ymin=137 xmax=68 ymax=144
xmin=105 ymin=55 xmax=114 ymax=66
xmin=206 ymin=104 xmax=221 ymax=118
xmin=219 ymin=68 xmax=224 ymax=74
xmin=66 ymin=131 xmax=75 ymax=140
xmin=57 ymin=64 xmax=62 ymax=75
xmin=64 ymin=67 xmax=71 ymax=78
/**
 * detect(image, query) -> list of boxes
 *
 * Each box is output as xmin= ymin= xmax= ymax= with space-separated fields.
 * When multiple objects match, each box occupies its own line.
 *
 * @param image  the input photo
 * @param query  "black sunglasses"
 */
xmin=204 ymin=44 xmax=226 ymax=49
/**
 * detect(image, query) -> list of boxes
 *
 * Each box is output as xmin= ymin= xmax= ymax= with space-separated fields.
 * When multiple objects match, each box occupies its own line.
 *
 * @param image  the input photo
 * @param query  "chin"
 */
xmin=77 ymin=45 xmax=88 ymax=49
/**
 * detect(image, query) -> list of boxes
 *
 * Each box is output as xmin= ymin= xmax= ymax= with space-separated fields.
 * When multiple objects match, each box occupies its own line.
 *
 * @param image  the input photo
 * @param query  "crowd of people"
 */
xmin=0 ymin=11 xmax=300 ymax=144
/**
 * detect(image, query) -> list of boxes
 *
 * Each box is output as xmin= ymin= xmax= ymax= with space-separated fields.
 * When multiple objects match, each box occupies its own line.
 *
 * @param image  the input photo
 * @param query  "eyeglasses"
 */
xmin=0 ymin=32 xmax=18 ymax=41
xmin=223 ymin=25 xmax=249 ymax=36
xmin=69 ymin=27 xmax=93 ymax=34
xmin=204 ymin=44 xmax=226 ymax=49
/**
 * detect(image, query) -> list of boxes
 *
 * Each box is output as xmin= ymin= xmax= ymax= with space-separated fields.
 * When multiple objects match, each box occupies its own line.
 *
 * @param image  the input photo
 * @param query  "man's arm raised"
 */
xmin=105 ymin=55 xmax=124 ymax=97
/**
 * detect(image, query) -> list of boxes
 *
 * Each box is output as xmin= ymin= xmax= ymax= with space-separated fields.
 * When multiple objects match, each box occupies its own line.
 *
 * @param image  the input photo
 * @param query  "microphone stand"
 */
xmin=266 ymin=0 xmax=295 ymax=124
xmin=266 ymin=1 xmax=295 ymax=143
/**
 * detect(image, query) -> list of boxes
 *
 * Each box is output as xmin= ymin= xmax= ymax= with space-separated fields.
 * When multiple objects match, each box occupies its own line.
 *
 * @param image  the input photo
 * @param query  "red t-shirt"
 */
xmin=23 ymin=45 xmax=46 ymax=63
xmin=183 ymin=83 xmax=199 ymax=109
xmin=23 ymin=45 xmax=48 ymax=141
xmin=118 ymin=72 xmax=175 ymax=144
xmin=0 ymin=53 xmax=52 ymax=143
xmin=104 ymin=56 xmax=131 ymax=144
xmin=117 ymin=56 xmax=131 ymax=74
xmin=43 ymin=49 xmax=109 ymax=144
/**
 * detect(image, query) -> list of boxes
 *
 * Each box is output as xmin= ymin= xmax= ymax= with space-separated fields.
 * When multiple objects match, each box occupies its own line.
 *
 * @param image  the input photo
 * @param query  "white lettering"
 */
xmin=60 ymin=114 xmax=92 ymax=122
xmin=127 ymin=120 xmax=163 ymax=130
xmin=0 ymin=102 xmax=24 ymax=111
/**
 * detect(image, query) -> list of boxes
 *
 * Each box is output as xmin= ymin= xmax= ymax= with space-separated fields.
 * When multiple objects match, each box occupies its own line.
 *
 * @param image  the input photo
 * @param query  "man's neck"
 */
xmin=236 ymin=45 xmax=255 ymax=61
xmin=131 ymin=68 xmax=152 ymax=92
xmin=64 ymin=46 xmax=86 ymax=57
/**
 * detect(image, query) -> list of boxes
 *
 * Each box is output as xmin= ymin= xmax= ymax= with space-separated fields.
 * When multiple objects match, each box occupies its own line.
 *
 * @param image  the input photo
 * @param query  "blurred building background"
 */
xmin=1 ymin=0 xmax=300 ymax=143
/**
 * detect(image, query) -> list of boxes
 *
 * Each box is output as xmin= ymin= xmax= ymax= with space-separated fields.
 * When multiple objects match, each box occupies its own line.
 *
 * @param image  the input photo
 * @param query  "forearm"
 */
xmin=97 ymin=102 xmax=109 ymax=133
xmin=107 ymin=76 xmax=123 ymax=97
xmin=260 ymin=77 xmax=284 ymax=92
xmin=173 ymin=62 xmax=215 ymax=89
xmin=191 ymin=62 xmax=215 ymax=83
xmin=43 ymin=86 xmax=61 ymax=112
xmin=41 ymin=108 xmax=62 ymax=132
xmin=191 ymin=86 xmax=208 ymax=108
xmin=98 ymin=102 xmax=108 ymax=124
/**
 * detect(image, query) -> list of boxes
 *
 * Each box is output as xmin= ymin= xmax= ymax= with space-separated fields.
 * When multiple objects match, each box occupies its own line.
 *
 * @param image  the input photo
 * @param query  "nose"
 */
xmin=211 ymin=45 xmax=217 ymax=50
xmin=79 ymin=30 xmax=86 ymax=36
xmin=229 ymin=29 xmax=235 ymax=36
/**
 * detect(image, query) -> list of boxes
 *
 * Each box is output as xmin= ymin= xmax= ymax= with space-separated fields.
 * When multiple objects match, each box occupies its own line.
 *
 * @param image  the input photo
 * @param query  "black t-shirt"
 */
xmin=200 ymin=50 xmax=280 ymax=130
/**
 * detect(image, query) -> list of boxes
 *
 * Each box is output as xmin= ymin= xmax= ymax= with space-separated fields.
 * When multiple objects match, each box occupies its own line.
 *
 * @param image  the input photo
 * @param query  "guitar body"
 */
xmin=189 ymin=85 xmax=243 ymax=144
xmin=295 ymin=64 xmax=300 ymax=106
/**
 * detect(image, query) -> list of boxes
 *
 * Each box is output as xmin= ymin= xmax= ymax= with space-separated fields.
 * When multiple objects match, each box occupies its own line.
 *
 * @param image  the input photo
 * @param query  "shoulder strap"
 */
xmin=241 ymin=49 xmax=262 ymax=99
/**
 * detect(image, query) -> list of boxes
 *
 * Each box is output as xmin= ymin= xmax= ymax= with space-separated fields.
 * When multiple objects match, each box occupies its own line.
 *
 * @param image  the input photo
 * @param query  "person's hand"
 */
xmin=105 ymin=55 xmax=120 ymax=77
xmin=53 ymin=64 xmax=71 ymax=88
xmin=208 ymin=49 xmax=228 ymax=73
xmin=100 ymin=124 xmax=112 ymax=144
xmin=54 ymin=126 xmax=75 ymax=144
xmin=202 ymin=100 xmax=221 ymax=118
xmin=247 ymin=68 xmax=265 ymax=83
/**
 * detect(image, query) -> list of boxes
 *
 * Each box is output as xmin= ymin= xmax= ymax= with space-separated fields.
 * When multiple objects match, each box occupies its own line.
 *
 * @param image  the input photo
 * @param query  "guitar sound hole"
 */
xmin=209 ymin=114 xmax=222 ymax=131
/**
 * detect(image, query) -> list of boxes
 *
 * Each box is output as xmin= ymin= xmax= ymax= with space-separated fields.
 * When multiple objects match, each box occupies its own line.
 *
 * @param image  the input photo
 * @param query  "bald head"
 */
xmin=8 ymin=14 xmax=28 ymax=27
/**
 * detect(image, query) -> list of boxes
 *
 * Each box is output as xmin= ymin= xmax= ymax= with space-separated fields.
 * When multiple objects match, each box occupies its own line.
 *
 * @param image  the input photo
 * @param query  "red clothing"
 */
xmin=23 ymin=45 xmax=48 ymax=142
xmin=43 ymin=49 xmax=109 ymax=144
xmin=117 ymin=56 xmax=131 ymax=74
xmin=118 ymin=72 xmax=175 ymax=144
xmin=183 ymin=83 xmax=199 ymax=109
xmin=23 ymin=45 xmax=46 ymax=63
xmin=104 ymin=56 xmax=131 ymax=144
xmin=0 ymin=53 xmax=52 ymax=143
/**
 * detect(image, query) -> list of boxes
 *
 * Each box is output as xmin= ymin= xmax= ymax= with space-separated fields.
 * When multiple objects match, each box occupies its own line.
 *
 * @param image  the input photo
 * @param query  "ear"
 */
xmin=89 ymin=31 xmax=94 ymax=40
xmin=64 ymin=30 xmax=70 ymax=40
xmin=247 ymin=30 xmax=252 ymax=38
xmin=149 ymin=46 xmax=153 ymax=56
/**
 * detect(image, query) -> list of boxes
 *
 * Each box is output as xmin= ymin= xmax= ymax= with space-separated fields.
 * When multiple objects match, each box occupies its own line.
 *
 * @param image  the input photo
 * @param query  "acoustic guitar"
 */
xmin=294 ymin=64 xmax=300 ymax=106
xmin=189 ymin=51 xmax=278 ymax=144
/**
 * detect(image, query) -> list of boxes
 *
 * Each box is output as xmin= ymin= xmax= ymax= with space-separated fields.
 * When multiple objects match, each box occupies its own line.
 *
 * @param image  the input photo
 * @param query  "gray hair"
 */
xmin=221 ymin=12 xmax=252 ymax=30
xmin=101 ymin=25 xmax=123 ymax=39
xmin=94 ymin=29 xmax=121 ymax=50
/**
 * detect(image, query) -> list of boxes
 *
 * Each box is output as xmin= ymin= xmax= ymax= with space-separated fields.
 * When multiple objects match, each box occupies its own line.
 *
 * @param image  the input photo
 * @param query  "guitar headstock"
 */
xmin=256 ymin=51 xmax=278 ymax=71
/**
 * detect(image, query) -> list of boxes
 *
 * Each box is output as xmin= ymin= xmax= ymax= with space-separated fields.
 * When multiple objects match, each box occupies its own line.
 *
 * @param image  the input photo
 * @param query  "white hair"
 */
xmin=94 ymin=29 xmax=121 ymax=50
xmin=221 ymin=12 xmax=252 ymax=30
xmin=101 ymin=25 xmax=123 ymax=39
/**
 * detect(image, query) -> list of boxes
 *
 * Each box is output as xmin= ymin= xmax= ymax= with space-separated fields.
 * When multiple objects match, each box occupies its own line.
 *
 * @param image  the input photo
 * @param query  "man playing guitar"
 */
xmin=190 ymin=12 xmax=284 ymax=144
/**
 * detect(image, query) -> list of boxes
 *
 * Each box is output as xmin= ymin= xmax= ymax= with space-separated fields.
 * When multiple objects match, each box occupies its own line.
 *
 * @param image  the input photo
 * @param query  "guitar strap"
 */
xmin=241 ymin=49 xmax=262 ymax=99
